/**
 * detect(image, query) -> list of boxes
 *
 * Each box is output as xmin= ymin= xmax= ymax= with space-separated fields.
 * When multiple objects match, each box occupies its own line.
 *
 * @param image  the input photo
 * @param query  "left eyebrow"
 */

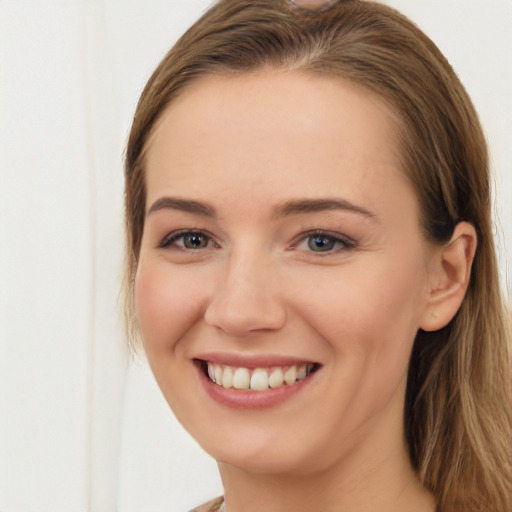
xmin=273 ymin=198 xmax=376 ymax=220
xmin=147 ymin=197 xmax=216 ymax=218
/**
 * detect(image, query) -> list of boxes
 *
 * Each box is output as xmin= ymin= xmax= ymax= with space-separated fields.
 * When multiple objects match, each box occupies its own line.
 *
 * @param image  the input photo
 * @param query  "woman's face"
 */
xmin=135 ymin=71 xmax=435 ymax=475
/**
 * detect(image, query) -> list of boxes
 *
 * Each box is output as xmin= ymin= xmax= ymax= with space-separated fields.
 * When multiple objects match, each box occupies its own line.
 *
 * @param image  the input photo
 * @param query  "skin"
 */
xmin=135 ymin=70 xmax=475 ymax=511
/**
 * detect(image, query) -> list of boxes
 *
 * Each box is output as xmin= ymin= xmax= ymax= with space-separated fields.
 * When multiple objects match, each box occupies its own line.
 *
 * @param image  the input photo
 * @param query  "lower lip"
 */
xmin=195 ymin=363 xmax=317 ymax=409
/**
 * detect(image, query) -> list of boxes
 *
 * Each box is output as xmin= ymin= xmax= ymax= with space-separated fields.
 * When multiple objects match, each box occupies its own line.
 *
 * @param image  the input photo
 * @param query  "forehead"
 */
xmin=144 ymin=70 xmax=411 ymax=217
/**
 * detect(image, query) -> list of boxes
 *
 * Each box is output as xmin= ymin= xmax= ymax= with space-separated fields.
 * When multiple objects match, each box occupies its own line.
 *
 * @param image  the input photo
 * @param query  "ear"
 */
xmin=420 ymin=221 xmax=477 ymax=332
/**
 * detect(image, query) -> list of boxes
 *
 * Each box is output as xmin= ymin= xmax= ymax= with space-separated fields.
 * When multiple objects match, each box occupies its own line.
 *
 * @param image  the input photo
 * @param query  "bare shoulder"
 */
xmin=188 ymin=496 xmax=225 ymax=512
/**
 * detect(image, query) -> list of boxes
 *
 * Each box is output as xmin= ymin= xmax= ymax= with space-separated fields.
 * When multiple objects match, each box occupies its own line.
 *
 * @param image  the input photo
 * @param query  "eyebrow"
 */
xmin=274 ymin=198 xmax=376 ymax=219
xmin=147 ymin=197 xmax=216 ymax=217
xmin=147 ymin=196 xmax=375 ymax=220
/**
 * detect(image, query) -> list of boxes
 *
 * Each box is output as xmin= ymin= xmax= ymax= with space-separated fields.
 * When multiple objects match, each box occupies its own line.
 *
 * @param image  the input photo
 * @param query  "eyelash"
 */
xmin=158 ymin=229 xmax=356 ymax=254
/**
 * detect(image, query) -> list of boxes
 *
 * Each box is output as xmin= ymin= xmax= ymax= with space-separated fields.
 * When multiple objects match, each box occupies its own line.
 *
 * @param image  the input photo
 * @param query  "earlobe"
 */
xmin=420 ymin=222 xmax=477 ymax=332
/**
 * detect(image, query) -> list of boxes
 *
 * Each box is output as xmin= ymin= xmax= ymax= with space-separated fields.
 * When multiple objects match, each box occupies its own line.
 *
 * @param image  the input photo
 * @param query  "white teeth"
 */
xmin=207 ymin=363 xmax=216 ymax=383
xmin=214 ymin=364 xmax=222 ymax=385
xmin=284 ymin=366 xmax=297 ymax=385
xmin=268 ymin=368 xmax=284 ymax=388
xmin=205 ymin=362 xmax=316 ymax=391
xmin=233 ymin=367 xmax=250 ymax=390
xmin=250 ymin=369 xmax=269 ymax=391
xmin=222 ymin=366 xmax=233 ymax=388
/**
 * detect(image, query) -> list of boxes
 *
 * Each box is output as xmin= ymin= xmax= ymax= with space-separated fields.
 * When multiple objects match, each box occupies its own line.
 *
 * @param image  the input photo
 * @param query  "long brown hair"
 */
xmin=124 ymin=1 xmax=512 ymax=510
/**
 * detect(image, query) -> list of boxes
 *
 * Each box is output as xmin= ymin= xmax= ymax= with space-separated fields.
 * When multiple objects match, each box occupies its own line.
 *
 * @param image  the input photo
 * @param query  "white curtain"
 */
xmin=0 ymin=1 xmax=510 ymax=511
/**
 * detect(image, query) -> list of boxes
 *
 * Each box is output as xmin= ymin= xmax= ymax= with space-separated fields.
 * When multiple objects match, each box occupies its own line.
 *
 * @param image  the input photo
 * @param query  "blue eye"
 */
xmin=160 ymin=231 xmax=213 ymax=250
xmin=308 ymin=234 xmax=338 ymax=252
xmin=298 ymin=231 xmax=354 ymax=253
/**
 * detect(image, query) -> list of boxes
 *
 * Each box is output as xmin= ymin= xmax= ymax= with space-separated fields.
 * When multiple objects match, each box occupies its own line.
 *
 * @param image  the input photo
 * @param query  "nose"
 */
xmin=204 ymin=251 xmax=287 ymax=337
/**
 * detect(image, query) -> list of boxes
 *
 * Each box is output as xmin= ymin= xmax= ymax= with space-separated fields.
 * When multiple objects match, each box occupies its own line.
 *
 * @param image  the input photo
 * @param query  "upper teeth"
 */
xmin=206 ymin=362 xmax=314 ymax=391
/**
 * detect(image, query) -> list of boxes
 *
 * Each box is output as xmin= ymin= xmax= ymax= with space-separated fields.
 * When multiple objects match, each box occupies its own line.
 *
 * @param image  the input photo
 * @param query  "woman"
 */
xmin=123 ymin=1 xmax=511 ymax=510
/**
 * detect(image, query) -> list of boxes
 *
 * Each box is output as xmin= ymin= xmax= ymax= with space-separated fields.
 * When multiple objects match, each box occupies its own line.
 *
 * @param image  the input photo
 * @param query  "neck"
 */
xmin=218 ymin=432 xmax=435 ymax=512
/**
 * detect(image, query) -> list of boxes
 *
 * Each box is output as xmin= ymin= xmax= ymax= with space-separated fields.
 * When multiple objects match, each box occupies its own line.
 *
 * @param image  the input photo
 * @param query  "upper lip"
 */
xmin=193 ymin=352 xmax=319 ymax=368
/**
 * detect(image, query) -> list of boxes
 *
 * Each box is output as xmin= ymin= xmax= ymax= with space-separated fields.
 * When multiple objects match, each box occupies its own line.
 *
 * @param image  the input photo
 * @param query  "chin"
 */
xmin=196 ymin=425 xmax=333 ymax=477
xmin=216 ymin=449 xmax=312 ymax=476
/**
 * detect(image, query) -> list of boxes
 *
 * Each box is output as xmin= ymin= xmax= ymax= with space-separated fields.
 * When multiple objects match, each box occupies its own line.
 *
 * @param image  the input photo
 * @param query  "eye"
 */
xmin=159 ymin=230 xmax=216 ymax=250
xmin=295 ymin=230 xmax=355 ymax=253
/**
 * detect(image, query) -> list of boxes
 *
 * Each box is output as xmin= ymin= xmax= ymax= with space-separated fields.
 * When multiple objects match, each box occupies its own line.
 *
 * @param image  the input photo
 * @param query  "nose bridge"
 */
xmin=204 ymin=240 xmax=286 ymax=335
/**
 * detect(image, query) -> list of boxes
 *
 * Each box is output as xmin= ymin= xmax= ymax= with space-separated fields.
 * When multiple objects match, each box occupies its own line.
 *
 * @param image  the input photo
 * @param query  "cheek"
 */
xmin=295 ymin=254 xmax=427 ymax=365
xmin=134 ymin=258 xmax=207 ymax=351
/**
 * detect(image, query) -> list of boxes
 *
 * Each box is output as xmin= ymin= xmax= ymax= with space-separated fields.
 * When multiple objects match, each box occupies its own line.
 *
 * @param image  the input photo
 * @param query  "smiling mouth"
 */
xmin=197 ymin=360 xmax=321 ymax=391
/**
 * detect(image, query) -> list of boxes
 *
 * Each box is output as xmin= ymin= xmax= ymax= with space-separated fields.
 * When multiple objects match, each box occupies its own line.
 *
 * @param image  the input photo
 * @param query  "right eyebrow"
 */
xmin=147 ymin=197 xmax=216 ymax=218
xmin=273 ymin=198 xmax=376 ymax=220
